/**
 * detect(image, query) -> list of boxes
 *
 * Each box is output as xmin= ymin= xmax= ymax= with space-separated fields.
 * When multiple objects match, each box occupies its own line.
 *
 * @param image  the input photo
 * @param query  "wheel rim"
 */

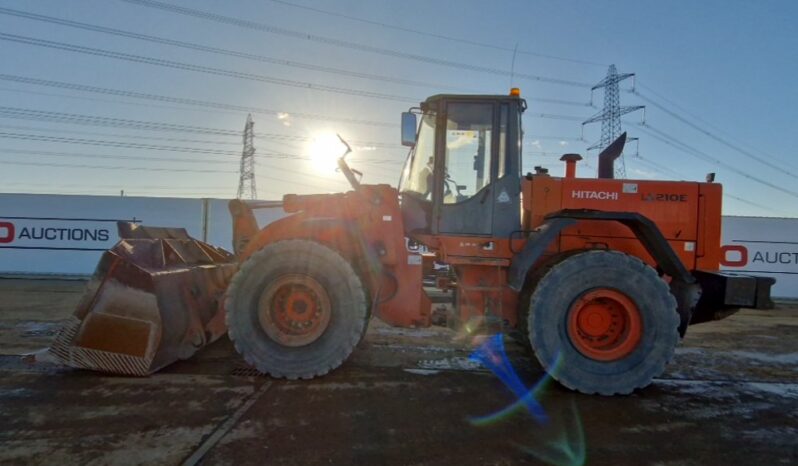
xmin=258 ymin=274 xmax=332 ymax=347
xmin=566 ymin=288 xmax=642 ymax=361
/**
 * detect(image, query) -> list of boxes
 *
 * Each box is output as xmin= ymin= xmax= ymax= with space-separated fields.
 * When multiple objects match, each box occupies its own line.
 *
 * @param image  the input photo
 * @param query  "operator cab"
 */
xmin=398 ymin=91 xmax=526 ymax=238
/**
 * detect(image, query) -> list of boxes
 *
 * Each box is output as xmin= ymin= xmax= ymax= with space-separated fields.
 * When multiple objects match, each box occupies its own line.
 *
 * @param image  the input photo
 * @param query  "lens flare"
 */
xmin=468 ymin=334 xmax=550 ymax=425
xmin=467 ymin=333 xmax=585 ymax=466
xmin=517 ymin=400 xmax=586 ymax=466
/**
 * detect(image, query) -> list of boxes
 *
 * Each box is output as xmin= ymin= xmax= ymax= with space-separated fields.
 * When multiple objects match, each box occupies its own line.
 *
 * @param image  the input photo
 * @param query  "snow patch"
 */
xmin=403 ymin=368 xmax=441 ymax=376
xmin=727 ymin=351 xmax=798 ymax=365
xmin=745 ymin=382 xmax=798 ymax=399
xmin=417 ymin=357 xmax=483 ymax=371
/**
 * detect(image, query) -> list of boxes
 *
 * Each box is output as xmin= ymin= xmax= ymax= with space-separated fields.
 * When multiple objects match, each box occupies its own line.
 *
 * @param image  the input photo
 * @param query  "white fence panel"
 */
xmin=0 ymin=194 xmax=288 ymax=277
xmin=0 ymin=194 xmax=206 ymax=276
xmin=721 ymin=216 xmax=798 ymax=299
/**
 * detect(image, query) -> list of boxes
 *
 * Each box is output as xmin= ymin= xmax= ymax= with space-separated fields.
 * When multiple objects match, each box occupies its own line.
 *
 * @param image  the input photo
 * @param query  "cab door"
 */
xmin=436 ymin=101 xmax=495 ymax=236
xmin=435 ymin=101 xmax=520 ymax=238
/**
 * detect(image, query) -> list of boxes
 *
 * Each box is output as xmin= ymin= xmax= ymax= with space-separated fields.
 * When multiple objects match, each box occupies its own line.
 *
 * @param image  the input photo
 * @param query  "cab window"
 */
xmin=443 ymin=102 xmax=494 ymax=204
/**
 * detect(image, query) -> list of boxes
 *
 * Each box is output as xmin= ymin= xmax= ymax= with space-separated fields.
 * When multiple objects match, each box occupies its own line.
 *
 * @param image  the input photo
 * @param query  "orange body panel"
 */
xmin=454 ymin=264 xmax=519 ymax=328
xmin=696 ymin=182 xmax=723 ymax=270
xmin=231 ymin=185 xmax=431 ymax=328
xmin=521 ymin=174 xmax=722 ymax=274
xmin=425 ymin=173 xmax=723 ymax=329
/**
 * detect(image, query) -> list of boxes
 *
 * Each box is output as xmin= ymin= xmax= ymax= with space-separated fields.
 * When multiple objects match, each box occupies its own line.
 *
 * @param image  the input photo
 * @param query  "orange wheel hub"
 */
xmin=566 ymin=289 xmax=642 ymax=361
xmin=258 ymin=274 xmax=331 ymax=347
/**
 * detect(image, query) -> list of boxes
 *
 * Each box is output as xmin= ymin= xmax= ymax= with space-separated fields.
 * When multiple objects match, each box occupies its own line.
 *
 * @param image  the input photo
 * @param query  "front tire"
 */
xmin=225 ymin=240 xmax=368 ymax=379
xmin=527 ymin=250 xmax=679 ymax=395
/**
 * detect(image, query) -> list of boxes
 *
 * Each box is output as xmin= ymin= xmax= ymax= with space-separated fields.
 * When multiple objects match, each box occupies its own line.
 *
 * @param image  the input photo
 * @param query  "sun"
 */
xmin=306 ymin=132 xmax=346 ymax=174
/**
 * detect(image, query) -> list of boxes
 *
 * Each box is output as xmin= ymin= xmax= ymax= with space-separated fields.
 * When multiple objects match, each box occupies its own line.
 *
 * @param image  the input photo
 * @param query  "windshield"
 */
xmin=399 ymin=112 xmax=436 ymax=198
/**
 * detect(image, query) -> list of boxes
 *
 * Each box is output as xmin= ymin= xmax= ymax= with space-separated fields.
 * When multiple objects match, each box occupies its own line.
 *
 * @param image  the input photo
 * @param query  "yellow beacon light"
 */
xmin=510 ymin=87 xmax=521 ymax=96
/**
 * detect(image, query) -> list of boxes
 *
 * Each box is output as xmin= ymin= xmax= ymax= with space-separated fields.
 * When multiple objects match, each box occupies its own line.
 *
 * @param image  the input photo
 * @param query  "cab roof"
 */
xmin=423 ymin=93 xmax=524 ymax=103
xmin=420 ymin=93 xmax=526 ymax=111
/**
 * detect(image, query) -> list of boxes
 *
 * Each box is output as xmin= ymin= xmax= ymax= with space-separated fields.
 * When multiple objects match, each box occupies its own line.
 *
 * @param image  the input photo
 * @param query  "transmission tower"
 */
xmin=583 ymin=65 xmax=644 ymax=178
xmin=237 ymin=114 xmax=257 ymax=199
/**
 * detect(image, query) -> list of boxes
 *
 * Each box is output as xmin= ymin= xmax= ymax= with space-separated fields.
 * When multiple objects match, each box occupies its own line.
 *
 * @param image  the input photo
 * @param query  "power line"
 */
xmin=1 ymin=147 xmax=234 ymax=165
xmin=265 ymin=0 xmax=607 ymax=67
xmin=0 ymin=7 xmax=467 ymax=93
xmin=0 ymin=12 xmax=591 ymax=109
xmin=0 ymin=105 xmax=354 ymax=142
xmin=632 ymin=88 xmax=798 ymax=177
xmin=527 ymin=112 xmax=590 ymax=122
xmin=0 ymin=130 xmax=291 ymax=157
xmin=0 ymin=157 xmax=346 ymax=192
xmin=0 ymin=123 xmax=241 ymax=146
xmin=525 ymin=136 xmax=585 ymax=142
xmin=629 ymin=153 xmax=783 ymax=214
xmin=0 ymin=84 xmax=584 ymax=139
xmin=1 ymin=158 xmax=234 ymax=174
xmin=0 ymin=85 xmax=211 ymax=116
xmin=0 ymin=105 xmax=414 ymax=152
xmin=632 ymin=154 xmax=688 ymax=180
xmin=0 ymin=130 xmax=410 ymax=170
xmin=0 ymin=96 xmax=590 ymax=151
xmin=121 ymin=0 xmax=593 ymax=88
xmin=639 ymin=81 xmax=798 ymax=177
xmin=0 ymin=120 xmax=407 ymax=151
xmin=0 ymin=85 xmax=588 ymax=156
xmin=0 ymin=106 xmax=240 ymax=135
xmin=0 ymin=118 xmax=402 ymax=178
xmin=613 ymin=150 xmax=782 ymax=213
xmin=0 ymin=32 xmax=420 ymax=103
xmin=0 ymin=127 xmax=407 ymax=174
xmin=0 ymin=74 xmax=593 ymax=133
xmin=0 ymin=181 xmax=237 ymax=191
xmin=0 ymin=74 xmax=396 ymax=128
xmin=637 ymin=81 xmax=789 ymax=165
xmin=633 ymin=123 xmax=798 ymax=200
xmin=0 ymin=147 xmax=351 ymax=187
xmin=0 ymin=181 xmax=263 ymax=197
xmin=0 ymin=74 xmax=395 ymax=127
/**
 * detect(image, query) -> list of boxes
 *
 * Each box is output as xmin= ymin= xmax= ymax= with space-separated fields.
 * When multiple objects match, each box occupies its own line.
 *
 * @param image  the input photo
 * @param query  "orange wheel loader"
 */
xmin=46 ymin=90 xmax=774 ymax=395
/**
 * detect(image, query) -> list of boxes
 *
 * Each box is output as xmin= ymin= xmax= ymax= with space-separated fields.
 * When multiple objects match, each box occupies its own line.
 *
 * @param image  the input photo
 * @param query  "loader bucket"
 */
xmin=47 ymin=222 xmax=237 ymax=376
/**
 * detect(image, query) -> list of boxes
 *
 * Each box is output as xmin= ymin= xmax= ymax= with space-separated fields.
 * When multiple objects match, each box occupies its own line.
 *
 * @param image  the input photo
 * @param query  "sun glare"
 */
xmin=307 ymin=132 xmax=346 ymax=173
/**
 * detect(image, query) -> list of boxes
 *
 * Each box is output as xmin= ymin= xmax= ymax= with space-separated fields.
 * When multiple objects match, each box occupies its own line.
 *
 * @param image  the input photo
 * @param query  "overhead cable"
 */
xmin=121 ymin=0 xmax=592 ymax=88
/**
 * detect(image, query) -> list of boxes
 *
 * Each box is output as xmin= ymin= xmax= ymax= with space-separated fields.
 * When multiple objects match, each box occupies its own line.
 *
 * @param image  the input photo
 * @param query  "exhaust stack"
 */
xmin=597 ymin=132 xmax=627 ymax=179
xmin=560 ymin=153 xmax=583 ymax=178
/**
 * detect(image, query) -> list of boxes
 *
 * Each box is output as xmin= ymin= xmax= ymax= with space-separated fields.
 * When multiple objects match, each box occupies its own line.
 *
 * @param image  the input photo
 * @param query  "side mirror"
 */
xmin=401 ymin=112 xmax=417 ymax=147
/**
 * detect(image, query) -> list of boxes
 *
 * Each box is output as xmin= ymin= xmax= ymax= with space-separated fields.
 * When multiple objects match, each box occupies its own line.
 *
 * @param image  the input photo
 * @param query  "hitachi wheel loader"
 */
xmin=46 ymin=90 xmax=774 ymax=395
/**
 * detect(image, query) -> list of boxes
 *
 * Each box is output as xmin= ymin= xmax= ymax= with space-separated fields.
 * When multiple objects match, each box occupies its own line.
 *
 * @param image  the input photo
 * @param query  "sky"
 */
xmin=0 ymin=0 xmax=796 ymax=217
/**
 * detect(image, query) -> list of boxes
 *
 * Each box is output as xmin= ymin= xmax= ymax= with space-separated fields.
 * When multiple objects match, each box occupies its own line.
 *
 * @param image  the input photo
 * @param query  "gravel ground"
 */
xmin=0 ymin=278 xmax=796 ymax=465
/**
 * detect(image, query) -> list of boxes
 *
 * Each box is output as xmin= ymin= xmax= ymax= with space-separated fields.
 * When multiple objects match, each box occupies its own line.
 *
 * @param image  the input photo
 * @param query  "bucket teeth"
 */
xmin=47 ymin=223 xmax=237 ymax=376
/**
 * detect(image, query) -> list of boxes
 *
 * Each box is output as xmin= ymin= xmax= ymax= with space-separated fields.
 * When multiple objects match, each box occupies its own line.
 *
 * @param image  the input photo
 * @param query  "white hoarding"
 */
xmin=0 ymin=194 xmax=204 ymax=276
xmin=0 ymin=194 xmax=284 ymax=277
xmin=721 ymin=216 xmax=798 ymax=299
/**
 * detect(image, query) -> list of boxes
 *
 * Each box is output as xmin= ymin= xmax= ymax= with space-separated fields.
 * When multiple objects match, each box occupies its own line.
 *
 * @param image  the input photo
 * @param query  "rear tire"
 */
xmin=225 ymin=240 xmax=368 ymax=379
xmin=528 ymin=250 xmax=679 ymax=395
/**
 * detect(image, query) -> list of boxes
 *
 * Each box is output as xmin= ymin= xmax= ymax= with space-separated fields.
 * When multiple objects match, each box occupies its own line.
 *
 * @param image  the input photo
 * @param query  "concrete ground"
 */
xmin=0 ymin=278 xmax=796 ymax=466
